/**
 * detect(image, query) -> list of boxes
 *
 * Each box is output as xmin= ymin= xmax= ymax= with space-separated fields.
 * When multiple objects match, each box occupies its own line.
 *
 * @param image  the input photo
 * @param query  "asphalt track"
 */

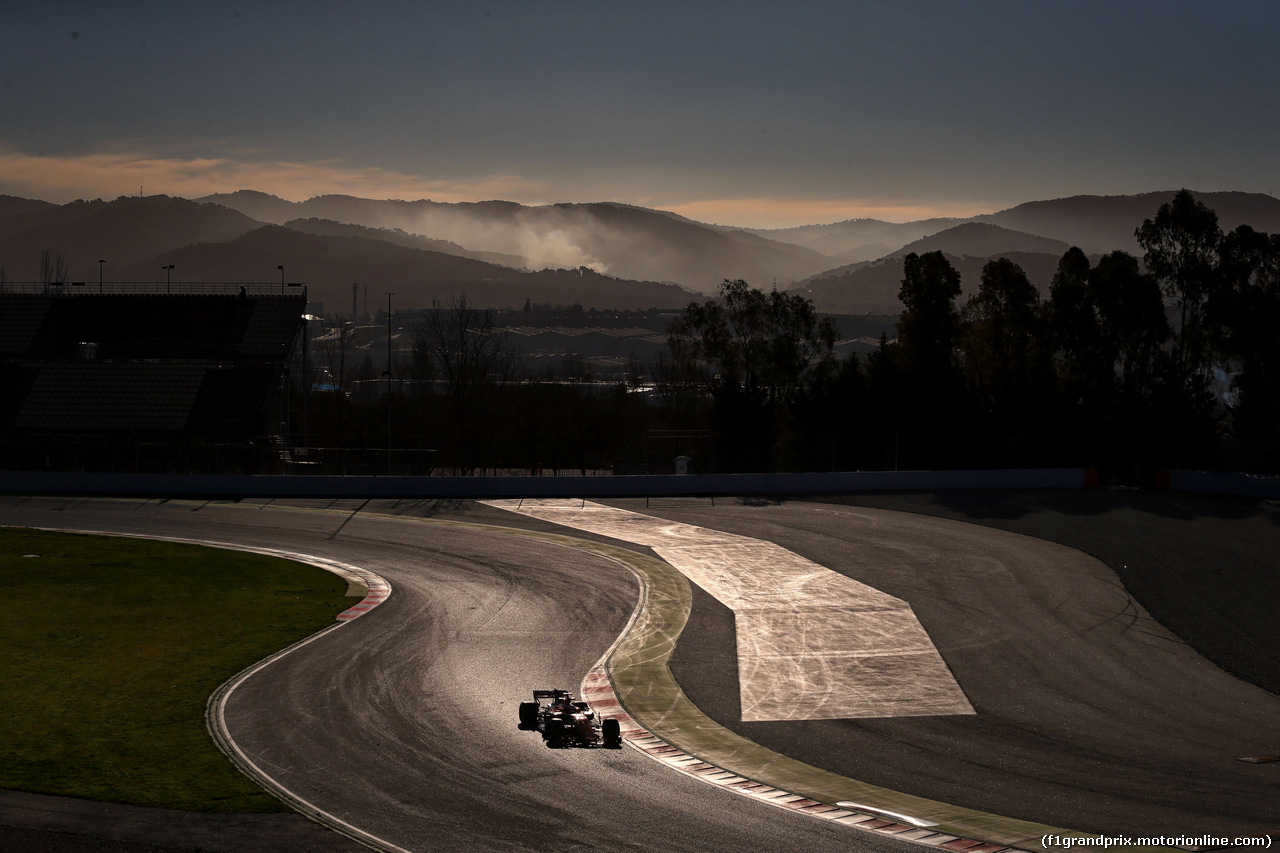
xmin=611 ymin=495 xmax=1279 ymax=838
xmin=0 ymin=496 xmax=909 ymax=853
xmin=2 ymin=491 xmax=1277 ymax=850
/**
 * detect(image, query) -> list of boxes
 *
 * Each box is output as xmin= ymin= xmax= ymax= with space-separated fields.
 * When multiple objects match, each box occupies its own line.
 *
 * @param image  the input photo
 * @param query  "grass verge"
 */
xmin=0 ymin=527 xmax=353 ymax=812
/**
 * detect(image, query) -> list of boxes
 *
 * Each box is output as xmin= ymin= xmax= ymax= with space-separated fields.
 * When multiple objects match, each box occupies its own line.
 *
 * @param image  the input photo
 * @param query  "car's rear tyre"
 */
xmin=602 ymin=717 xmax=621 ymax=748
xmin=518 ymin=701 xmax=538 ymax=728
xmin=545 ymin=719 xmax=566 ymax=748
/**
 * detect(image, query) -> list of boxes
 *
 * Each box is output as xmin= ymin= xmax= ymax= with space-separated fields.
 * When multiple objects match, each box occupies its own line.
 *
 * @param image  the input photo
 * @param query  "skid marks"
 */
xmin=489 ymin=499 xmax=974 ymax=721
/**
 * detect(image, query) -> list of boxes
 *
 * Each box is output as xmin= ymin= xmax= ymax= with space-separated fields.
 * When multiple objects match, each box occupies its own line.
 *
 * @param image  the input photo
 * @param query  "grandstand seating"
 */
xmin=15 ymin=362 xmax=207 ymax=431
xmin=0 ymin=291 xmax=304 ymax=456
xmin=0 ymin=297 xmax=52 ymax=356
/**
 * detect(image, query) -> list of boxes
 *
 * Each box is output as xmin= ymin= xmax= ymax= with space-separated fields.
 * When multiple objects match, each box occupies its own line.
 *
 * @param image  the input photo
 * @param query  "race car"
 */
xmin=518 ymin=689 xmax=622 ymax=749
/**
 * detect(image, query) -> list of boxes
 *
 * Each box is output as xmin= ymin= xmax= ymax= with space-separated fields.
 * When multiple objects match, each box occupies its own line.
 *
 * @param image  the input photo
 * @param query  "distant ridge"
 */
xmin=792 ymin=251 xmax=1067 ymax=315
xmin=0 ymin=195 xmax=58 ymax=220
xmin=887 ymin=222 xmax=1071 ymax=259
xmin=751 ymin=190 xmax=1280 ymax=264
xmin=0 ymin=194 xmax=696 ymax=310
xmin=747 ymin=217 xmax=963 ymax=264
xmin=282 ymin=217 xmax=526 ymax=269
xmin=0 ymin=195 xmax=261 ymax=280
xmin=198 ymin=192 xmax=832 ymax=292
xmin=3 ymin=188 xmax=1276 ymax=314
xmin=105 ymin=225 xmax=698 ymax=312
xmin=975 ymin=191 xmax=1280 ymax=253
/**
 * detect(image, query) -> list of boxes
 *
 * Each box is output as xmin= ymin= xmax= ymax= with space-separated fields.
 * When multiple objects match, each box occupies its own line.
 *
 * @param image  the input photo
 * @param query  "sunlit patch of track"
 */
xmin=487 ymin=499 xmax=974 ymax=721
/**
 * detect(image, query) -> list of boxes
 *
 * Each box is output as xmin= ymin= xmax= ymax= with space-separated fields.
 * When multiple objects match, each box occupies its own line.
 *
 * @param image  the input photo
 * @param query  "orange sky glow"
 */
xmin=2 ymin=149 xmax=994 ymax=228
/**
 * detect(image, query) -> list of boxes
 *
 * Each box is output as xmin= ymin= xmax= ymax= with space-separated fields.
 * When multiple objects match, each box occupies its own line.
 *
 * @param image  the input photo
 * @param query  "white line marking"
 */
xmin=836 ymin=801 xmax=941 ymax=827
xmin=7 ymin=525 xmax=412 ymax=853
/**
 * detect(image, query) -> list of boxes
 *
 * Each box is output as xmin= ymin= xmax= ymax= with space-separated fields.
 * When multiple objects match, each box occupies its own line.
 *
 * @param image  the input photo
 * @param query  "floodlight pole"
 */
xmin=386 ymin=291 xmax=393 ymax=474
xmin=162 ymin=264 xmax=173 ymax=294
xmin=98 ymin=259 xmax=105 ymax=293
xmin=278 ymin=265 xmax=285 ymax=294
xmin=302 ymin=313 xmax=309 ymax=455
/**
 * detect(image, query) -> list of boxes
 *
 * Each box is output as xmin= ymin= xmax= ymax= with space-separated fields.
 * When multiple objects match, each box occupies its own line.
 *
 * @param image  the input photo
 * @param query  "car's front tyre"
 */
xmin=602 ymin=717 xmax=621 ymax=748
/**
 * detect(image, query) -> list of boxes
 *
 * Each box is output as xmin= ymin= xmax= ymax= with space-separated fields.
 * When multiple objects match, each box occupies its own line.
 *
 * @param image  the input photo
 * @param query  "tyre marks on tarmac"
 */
xmin=196 ymin=548 xmax=409 ymax=853
xmin=577 ymin=668 xmax=1018 ymax=852
xmin=488 ymin=499 xmax=974 ymax=721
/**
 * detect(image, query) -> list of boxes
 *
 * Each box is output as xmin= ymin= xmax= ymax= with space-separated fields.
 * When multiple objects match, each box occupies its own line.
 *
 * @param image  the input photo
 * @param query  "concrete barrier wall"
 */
xmin=0 ymin=468 xmax=1087 ymax=499
xmin=1169 ymin=470 xmax=1280 ymax=500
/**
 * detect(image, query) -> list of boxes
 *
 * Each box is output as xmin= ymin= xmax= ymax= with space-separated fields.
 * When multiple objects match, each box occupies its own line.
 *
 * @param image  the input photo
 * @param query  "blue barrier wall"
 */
xmin=1170 ymin=470 xmax=1280 ymax=500
xmin=7 ymin=469 xmax=1276 ymax=500
xmin=0 ymin=469 xmax=1087 ymax=499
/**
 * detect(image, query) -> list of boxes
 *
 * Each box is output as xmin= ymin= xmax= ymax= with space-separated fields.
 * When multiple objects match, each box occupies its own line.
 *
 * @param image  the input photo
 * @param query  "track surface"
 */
xmin=0 ymin=496 xmax=904 ymax=853
xmin=637 ymin=494 xmax=1280 ymax=838
xmin=490 ymin=498 xmax=975 ymax=721
xmin=2 ymin=492 xmax=1277 ymax=849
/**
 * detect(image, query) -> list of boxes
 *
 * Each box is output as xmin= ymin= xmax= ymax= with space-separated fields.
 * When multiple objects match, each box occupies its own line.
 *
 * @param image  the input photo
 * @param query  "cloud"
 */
xmin=657 ymin=196 xmax=1000 ymax=229
xmin=0 ymin=148 xmax=545 ymax=205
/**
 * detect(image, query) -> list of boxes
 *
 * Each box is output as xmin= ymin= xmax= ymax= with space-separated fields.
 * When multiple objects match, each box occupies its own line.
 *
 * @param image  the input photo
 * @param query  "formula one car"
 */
xmin=518 ymin=689 xmax=622 ymax=749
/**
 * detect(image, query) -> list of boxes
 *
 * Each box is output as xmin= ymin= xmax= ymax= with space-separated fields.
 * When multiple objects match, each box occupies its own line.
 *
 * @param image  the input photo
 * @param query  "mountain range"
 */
xmin=1 ymin=189 xmax=1277 ymax=316
xmin=196 ymin=192 xmax=832 ymax=291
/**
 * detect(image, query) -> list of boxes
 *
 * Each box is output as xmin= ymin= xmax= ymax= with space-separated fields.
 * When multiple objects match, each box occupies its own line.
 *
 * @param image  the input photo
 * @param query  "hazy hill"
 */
xmin=781 ymin=190 xmax=1280 ymax=313
xmin=976 ymin=191 xmax=1280 ymax=253
xmin=886 ymin=222 xmax=1071 ymax=259
xmin=0 ymin=195 xmax=261 ymax=281
xmin=0 ymin=197 xmax=121 ymax=245
xmin=282 ymin=217 xmax=526 ymax=268
xmin=105 ymin=225 xmax=697 ymax=312
xmin=0 ymin=195 xmax=58 ymax=220
xmin=755 ymin=191 xmax=1280 ymax=261
xmin=195 ymin=189 xmax=299 ymax=224
xmin=549 ymin=201 xmax=831 ymax=290
xmin=8 ymin=188 xmax=1277 ymax=315
xmin=793 ymin=251 xmax=1069 ymax=315
xmin=200 ymin=192 xmax=832 ymax=292
xmin=748 ymin=217 xmax=962 ymax=265
xmin=788 ymin=223 xmax=1070 ymax=313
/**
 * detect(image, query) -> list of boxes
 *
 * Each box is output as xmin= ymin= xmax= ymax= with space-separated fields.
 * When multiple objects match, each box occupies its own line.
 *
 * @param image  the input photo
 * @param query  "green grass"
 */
xmin=0 ymin=527 xmax=354 ymax=812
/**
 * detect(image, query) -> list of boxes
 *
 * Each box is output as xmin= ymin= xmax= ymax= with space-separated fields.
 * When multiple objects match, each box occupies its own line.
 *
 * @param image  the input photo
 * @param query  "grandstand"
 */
xmin=0 ymin=283 xmax=305 ymax=473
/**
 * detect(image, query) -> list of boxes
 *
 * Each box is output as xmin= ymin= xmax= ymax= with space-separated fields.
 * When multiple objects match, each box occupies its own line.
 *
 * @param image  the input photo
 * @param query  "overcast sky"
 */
xmin=2 ymin=1 xmax=1276 ymax=228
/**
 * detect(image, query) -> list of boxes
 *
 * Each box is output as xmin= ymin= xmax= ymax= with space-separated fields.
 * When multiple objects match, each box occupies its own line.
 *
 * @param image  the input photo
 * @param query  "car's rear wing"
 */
xmin=532 ymin=689 xmax=573 ymax=702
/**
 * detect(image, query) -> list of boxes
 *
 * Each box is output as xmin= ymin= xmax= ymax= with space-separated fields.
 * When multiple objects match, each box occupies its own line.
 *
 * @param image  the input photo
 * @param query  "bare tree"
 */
xmin=40 ymin=248 xmax=68 ymax=288
xmin=314 ymin=317 xmax=357 ymax=442
xmin=413 ymin=295 xmax=517 ymax=473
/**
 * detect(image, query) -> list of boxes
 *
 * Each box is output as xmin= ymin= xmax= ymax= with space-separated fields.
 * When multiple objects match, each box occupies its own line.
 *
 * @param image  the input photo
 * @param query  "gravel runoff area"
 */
xmin=2 ymin=488 xmax=1275 ymax=851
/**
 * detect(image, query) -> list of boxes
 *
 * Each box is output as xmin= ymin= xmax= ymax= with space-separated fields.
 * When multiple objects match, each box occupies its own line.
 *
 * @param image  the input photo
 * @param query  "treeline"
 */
xmin=293 ymin=190 xmax=1278 ymax=478
xmin=298 ymin=296 xmax=660 ymax=475
xmin=663 ymin=190 xmax=1279 ymax=478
